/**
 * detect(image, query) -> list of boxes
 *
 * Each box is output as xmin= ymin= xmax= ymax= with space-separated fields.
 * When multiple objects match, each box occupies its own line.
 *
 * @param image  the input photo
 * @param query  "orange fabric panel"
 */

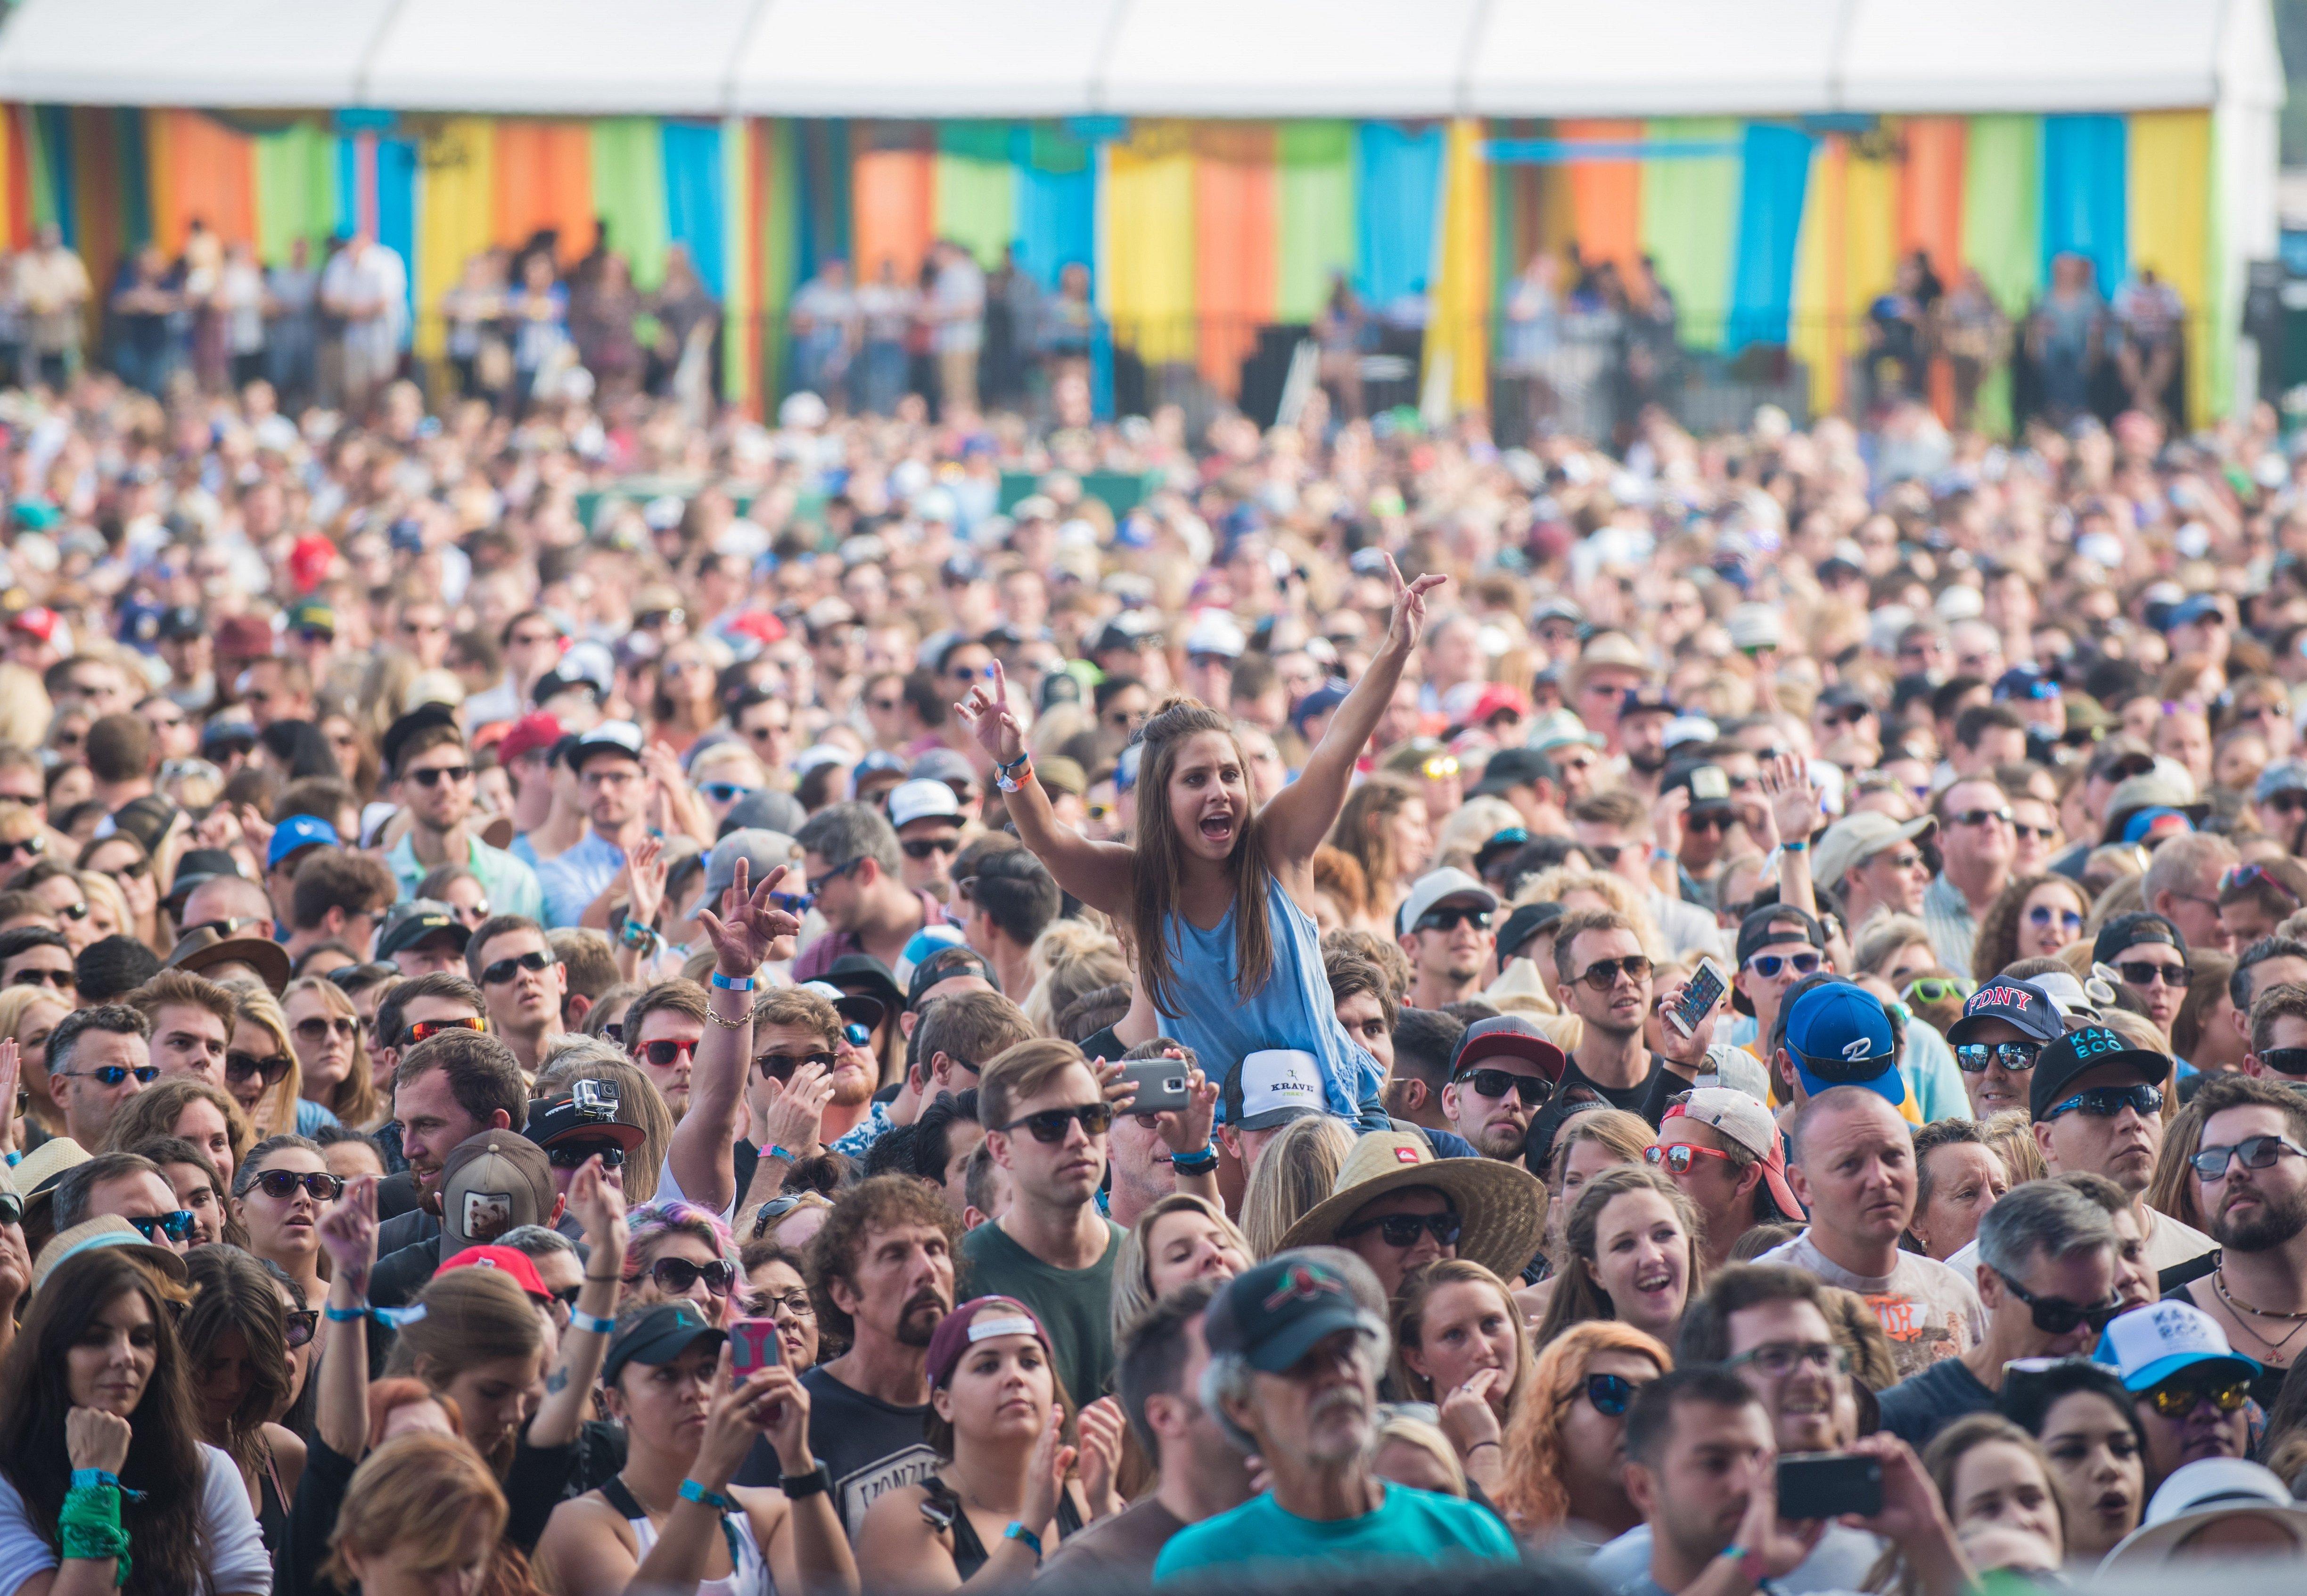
xmin=1560 ymin=118 xmax=1642 ymax=278
xmin=851 ymin=124 xmax=934 ymax=283
xmin=1193 ymin=123 xmax=1275 ymax=395
xmin=1897 ymin=117 xmax=1966 ymax=283
xmin=493 ymin=122 xmax=595 ymax=263
xmin=150 ymin=109 xmax=256 ymax=257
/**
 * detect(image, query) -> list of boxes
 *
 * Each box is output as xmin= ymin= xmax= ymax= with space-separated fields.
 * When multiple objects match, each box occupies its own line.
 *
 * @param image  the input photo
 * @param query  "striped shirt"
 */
xmin=1921 ymin=873 xmax=1981 ymax=974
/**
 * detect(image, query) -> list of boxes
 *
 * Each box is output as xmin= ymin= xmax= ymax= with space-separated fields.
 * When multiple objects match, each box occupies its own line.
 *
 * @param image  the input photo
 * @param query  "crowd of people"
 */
xmin=0 ymin=259 xmax=2288 ymax=1596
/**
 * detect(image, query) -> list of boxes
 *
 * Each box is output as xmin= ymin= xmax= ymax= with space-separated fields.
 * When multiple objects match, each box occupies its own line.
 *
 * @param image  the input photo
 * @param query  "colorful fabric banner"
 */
xmin=414 ymin=117 xmax=494 ymax=360
xmin=1560 ymin=119 xmax=1642 ymax=280
xmin=934 ymin=121 xmax=1013 ymax=272
xmin=1355 ymin=121 xmax=1442 ymax=313
xmin=1103 ymin=120 xmax=1196 ymax=367
xmin=1427 ymin=117 xmax=1489 ymax=413
xmin=1191 ymin=123 xmax=1274 ymax=394
xmin=850 ymin=122 xmax=933 ymax=285
xmin=1275 ymin=120 xmax=1353 ymax=323
xmin=493 ymin=121 xmax=593 ymax=263
xmin=1012 ymin=123 xmax=1094 ymax=291
xmin=1640 ymin=116 xmax=1740 ymax=344
xmin=662 ymin=121 xmax=725 ymax=299
xmin=591 ymin=118 xmax=668 ymax=289
xmin=2127 ymin=109 xmax=2210 ymax=420
xmin=2042 ymin=113 xmax=2128 ymax=300
xmin=1727 ymin=122 xmax=1812 ymax=350
xmin=254 ymin=120 xmax=340 ymax=267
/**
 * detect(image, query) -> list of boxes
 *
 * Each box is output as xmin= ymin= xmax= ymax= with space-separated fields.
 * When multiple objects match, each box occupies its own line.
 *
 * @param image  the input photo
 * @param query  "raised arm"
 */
xmin=315 ymin=1175 xmax=378 ymax=1459
xmin=528 ymin=1157 xmax=626 ymax=1448
xmin=1261 ymin=556 xmax=1447 ymax=866
xmin=667 ymin=861 xmax=802 ymax=1216
xmin=953 ymin=660 xmax=1135 ymax=917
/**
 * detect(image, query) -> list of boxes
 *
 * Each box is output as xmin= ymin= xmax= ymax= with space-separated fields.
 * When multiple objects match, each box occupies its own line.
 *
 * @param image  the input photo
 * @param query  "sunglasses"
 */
xmin=1646 ymin=1142 xmax=1739 ymax=1176
xmin=1902 ymin=976 xmax=1974 ymax=1005
xmin=1951 ymin=808 xmax=2014 ymax=828
xmin=755 ymin=1049 xmax=837 ymax=1081
xmin=1000 ymin=1102 xmax=1117 ymax=1144
xmin=124 ymin=1210 xmax=196 ymax=1243
xmin=60 ymin=1064 xmax=158 ymax=1088
xmin=2267 ymin=791 xmax=2307 ymax=816
xmin=283 ymin=1309 xmax=318 ymax=1350
xmin=902 ymin=837 xmax=961 ymax=860
xmin=1578 ymin=955 xmax=1653 ymax=990
xmin=2190 ymin=1133 xmax=2307 ymax=1180
xmin=295 ymin=1016 xmax=356 ymax=1045
xmin=2116 ymin=959 xmax=2190 ymax=988
xmin=806 ymin=857 xmax=867 ymax=895
xmin=1336 ymin=1211 xmax=1462 ymax=1248
xmin=700 ymin=782 xmax=758 ymax=804
xmin=631 ymin=1256 xmax=736 ymax=1296
xmin=2027 ymin=905 xmax=2084 ymax=931
xmin=404 ymin=1016 xmax=487 ymax=1045
xmin=1584 ymin=1371 xmax=1642 ymax=1416
xmin=2045 ymin=1083 xmax=2164 ymax=1121
xmin=407 ymin=765 xmax=472 ymax=788
xmin=640 ymin=1039 xmax=696 ymax=1069
xmin=1453 ymin=1068 xmax=1550 ymax=1106
xmin=1743 ymin=951 xmax=1822 ymax=979
xmin=51 ymin=902 xmax=87 ymax=922
xmin=225 ymin=1051 xmax=292 ymax=1087
xmin=2255 ymin=1047 xmax=2307 ymax=1077
xmin=1992 ymin=1266 xmax=2123 ymax=1336
xmin=2011 ymin=823 xmax=2057 ymax=843
xmin=2143 ymin=1375 xmax=2250 ymax=1418
xmin=1684 ymin=812 xmax=1732 ymax=833
xmin=0 ymin=837 xmax=45 ymax=863
xmin=843 ymin=1022 xmax=872 ymax=1048
xmin=249 ymin=1169 xmax=345 ymax=1202
xmin=547 ymin=1142 xmax=627 ymax=1170
xmin=103 ymin=858 xmax=150 ymax=881
xmin=1416 ymin=908 xmax=1493 ymax=934
xmin=481 ymin=949 xmax=558 ymax=985
xmin=2224 ymin=862 xmax=2301 ymax=903
xmin=8 ymin=968 xmax=73 ymax=990
xmin=1955 ymin=1039 xmax=2042 ymax=1073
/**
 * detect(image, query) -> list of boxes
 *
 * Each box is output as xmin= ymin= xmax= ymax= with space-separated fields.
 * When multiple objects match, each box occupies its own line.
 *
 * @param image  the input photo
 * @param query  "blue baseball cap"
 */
xmin=267 ymin=814 xmax=340 ymax=872
xmin=1783 ymin=982 xmax=1901 ymax=1105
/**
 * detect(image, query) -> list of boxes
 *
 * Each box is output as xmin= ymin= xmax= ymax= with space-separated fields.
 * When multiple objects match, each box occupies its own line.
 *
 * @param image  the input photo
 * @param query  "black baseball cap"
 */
xmin=524 ymin=1087 xmax=647 ymax=1154
xmin=381 ymin=702 xmax=461 ymax=777
xmin=1448 ymin=1015 xmax=1567 ymax=1085
xmin=1660 ymin=760 xmax=1735 ymax=813
xmin=2028 ymin=1024 xmax=2169 ymax=1122
xmin=1945 ymin=976 xmax=2067 ymax=1048
xmin=377 ymin=900 xmax=470 ymax=959
xmin=602 ymin=1300 xmax=724 ymax=1385
xmin=1205 ymin=1252 xmax=1383 ymax=1374
xmin=2092 ymin=911 xmax=2187 ymax=967
xmin=1497 ymin=900 xmax=1565 ymax=962
xmin=905 ymin=945 xmax=998 ymax=1012
xmin=1469 ymin=746 xmax=1557 ymax=797
xmin=164 ymin=848 xmax=243 ymax=912
xmin=1620 ymin=684 xmax=1678 ymax=719
xmin=1732 ymin=905 xmax=1828 ymax=1015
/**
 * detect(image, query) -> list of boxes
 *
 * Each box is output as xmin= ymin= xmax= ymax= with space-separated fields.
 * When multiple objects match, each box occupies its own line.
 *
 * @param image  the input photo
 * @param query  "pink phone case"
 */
xmin=729 ymin=1317 xmax=781 ymax=1380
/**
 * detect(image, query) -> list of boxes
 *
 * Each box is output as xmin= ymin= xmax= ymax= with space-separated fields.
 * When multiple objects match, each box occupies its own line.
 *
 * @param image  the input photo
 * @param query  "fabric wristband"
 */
xmin=1781 ymin=838 xmax=1808 ymax=852
xmin=60 ymin=1482 xmax=130 ymax=1581
xmin=680 ymin=1479 xmax=738 ymax=1512
xmin=996 ymin=761 xmax=1034 ymax=794
xmin=1170 ymin=1145 xmax=1218 ymax=1173
xmin=710 ymin=970 xmax=755 ymax=991
xmin=1004 ymin=1521 xmax=1043 ymax=1558
xmin=765 ymin=1145 xmax=796 ymax=1164
xmin=68 ymin=1470 xmax=143 ymax=1501
xmin=570 ymin=1309 xmax=615 ymax=1336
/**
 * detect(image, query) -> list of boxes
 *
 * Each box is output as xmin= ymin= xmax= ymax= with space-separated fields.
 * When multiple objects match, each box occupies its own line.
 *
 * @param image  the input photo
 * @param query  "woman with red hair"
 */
xmin=1494 ymin=1319 xmax=1670 ymax=1547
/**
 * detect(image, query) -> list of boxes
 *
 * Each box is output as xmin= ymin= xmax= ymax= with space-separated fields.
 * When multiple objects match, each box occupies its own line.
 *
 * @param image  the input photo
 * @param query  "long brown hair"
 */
xmin=1534 ymin=1164 xmax=1706 ymax=1347
xmin=0 ymin=1250 xmax=208 ymax=1596
xmin=180 ymin=1245 xmax=294 ymax=1479
xmin=1128 ymin=699 xmax=1276 ymax=1015
xmin=283 ymin=974 xmax=382 ymax=1127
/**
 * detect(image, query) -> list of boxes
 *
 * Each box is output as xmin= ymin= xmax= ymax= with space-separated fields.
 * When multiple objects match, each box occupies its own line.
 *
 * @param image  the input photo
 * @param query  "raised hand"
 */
xmin=694 ymin=1345 xmax=785 ymax=1489
xmin=696 ymin=859 xmax=804 ymax=976
xmin=567 ymin=1155 xmax=629 ymax=1252
xmin=953 ymin=658 xmax=1027 ymax=767
xmin=756 ymin=1363 xmax=815 ymax=1474
xmin=1653 ymin=971 xmax=1723 ymax=1071
xmin=750 ymin=1058 xmax=836 ymax=1159
xmin=1760 ymin=751 xmax=1821 ymax=848
xmin=316 ymin=1173 xmax=378 ymax=1299
xmin=1152 ymin=1057 xmax=1218 ymax=1160
xmin=1381 ymin=552 xmax=1449 ymax=657
xmin=1019 ymin=1401 xmax=1076 ymax=1536
xmin=625 ymin=833 xmax=668 ymax=933
xmin=1075 ymin=1397 xmax=1127 ymax=1520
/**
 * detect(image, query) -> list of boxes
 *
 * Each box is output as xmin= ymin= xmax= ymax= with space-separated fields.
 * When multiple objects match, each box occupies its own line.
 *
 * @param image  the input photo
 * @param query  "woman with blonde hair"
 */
xmin=282 ymin=974 xmax=382 ymax=1128
xmin=1434 ymin=795 xmax=1525 ymax=875
xmin=229 ymin=987 xmax=323 ymax=1137
xmin=1390 ymin=1259 xmax=1535 ymax=1497
xmin=325 ymin=1431 xmax=541 ymax=1596
xmin=1513 ymin=868 xmax=1668 ymax=960
xmin=1494 ymin=1320 xmax=1670 ymax=1544
xmin=1328 ymin=773 xmax=1430 ymax=932
xmin=1370 ymin=1413 xmax=1469 ymax=1498
xmin=1021 ymin=940 xmax=1128 ymax=1037
xmin=535 ymin=1045 xmax=672 ymax=1203
xmin=1533 ymin=1165 xmax=1705 ymax=1350
xmin=74 ymin=868 xmax=133 ymax=945
xmin=78 ymin=831 xmax=164 ymax=952
xmin=1238 ymin=1113 xmax=1356 ymax=1258
xmin=0 ymin=981 xmax=71 ymax=1138
xmin=1111 ymin=1192 xmax=1248 ymax=1339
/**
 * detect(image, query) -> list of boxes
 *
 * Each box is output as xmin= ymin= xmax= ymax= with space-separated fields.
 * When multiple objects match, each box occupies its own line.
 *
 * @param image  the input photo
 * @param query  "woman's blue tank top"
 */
xmin=1153 ymin=878 xmax=1384 ymax=1121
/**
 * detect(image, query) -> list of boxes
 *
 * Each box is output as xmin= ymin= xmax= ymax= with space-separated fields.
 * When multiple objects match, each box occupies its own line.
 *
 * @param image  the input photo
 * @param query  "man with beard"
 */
xmin=1616 ymin=685 xmax=1677 ymax=802
xmin=1153 ymin=1251 xmax=1517 ymax=1579
xmin=732 ymin=1175 xmax=961 ymax=1533
xmin=2171 ymin=1072 xmax=2307 ymax=1408
xmin=374 ymin=1026 xmax=529 ymax=1259
xmin=1442 ymin=1015 xmax=1563 ymax=1161
xmin=1396 ymin=868 xmax=1498 ymax=1011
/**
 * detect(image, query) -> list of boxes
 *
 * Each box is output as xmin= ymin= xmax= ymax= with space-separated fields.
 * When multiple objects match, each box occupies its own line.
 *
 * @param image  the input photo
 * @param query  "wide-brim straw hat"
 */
xmin=1278 ymin=1130 xmax=1546 ymax=1281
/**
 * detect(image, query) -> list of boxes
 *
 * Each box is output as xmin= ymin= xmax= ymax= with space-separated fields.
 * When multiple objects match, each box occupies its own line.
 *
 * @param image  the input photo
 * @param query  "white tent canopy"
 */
xmin=0 ymin=0 xmax=2278 ymax=119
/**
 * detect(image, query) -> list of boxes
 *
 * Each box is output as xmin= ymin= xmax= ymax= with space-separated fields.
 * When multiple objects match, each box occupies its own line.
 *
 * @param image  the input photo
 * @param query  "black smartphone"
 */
xmin=1667 ymin=958 xmax=1730 ymax=1038
xmin=1117 ymin=1059 xmax=1193 ymax=1117
xmin=1776 ymin=1452 xmax=1882 ymax=1521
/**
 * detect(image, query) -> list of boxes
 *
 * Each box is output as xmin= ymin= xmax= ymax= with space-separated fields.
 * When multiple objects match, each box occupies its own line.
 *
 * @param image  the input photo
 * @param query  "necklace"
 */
xmin=2214 ymin=1270 xmax=2307 ymax=1358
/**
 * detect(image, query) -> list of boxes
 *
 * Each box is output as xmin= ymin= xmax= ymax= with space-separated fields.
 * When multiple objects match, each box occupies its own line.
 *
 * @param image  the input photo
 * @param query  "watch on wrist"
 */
xmin=781 ymin=1461 xmax=832 ymax=1498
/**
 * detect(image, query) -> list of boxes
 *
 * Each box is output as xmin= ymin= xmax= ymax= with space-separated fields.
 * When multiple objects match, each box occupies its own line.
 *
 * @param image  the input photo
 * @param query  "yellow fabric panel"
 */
xmin=2127 ymin=110 xmax=2212 ymax=424
xmin=415 ymin=117 xmax=496 ymax=360
xmin=1426 ymin=118 xmax=1490 ymax=414
xmin=1844 ymin=131 xmax=1900 ymax=319
xmin=1104 ymin=120 xmax=1197 ymax=368
xmin=1790 ymin=136 xmax=1843 ymax=417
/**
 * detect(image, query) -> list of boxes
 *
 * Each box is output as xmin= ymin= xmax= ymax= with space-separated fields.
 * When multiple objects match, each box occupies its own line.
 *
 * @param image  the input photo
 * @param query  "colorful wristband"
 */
xmin=570 ymin=1309 xmax=615 ymax=1336
xmin=1004 ymin=1521 xmax=1043 ymax=1558
xmin=710 ymin=969 xmax=756 ymax=991
xmin=1781 ymin=838 xmax=1808 ymax=852
xmin=765 ymin=1144 xmax=796 ymax=1164
xmin=1170 ymin=1145 xmax=1219 ymax=1173
xmin=323 ymin=1302 xmax=368 ymax=1323
xmin=680 ymin=1479 xmax=738 ymax=1512
xmin=996 ymin=760 xmax=1034 ymax=794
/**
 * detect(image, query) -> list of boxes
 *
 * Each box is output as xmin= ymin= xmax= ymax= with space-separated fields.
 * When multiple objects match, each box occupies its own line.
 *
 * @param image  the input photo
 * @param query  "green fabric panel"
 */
xmin=589 ymin=117 xmax=670 ymax=288
xmin=1027 ymin=122 xmax=1091 ymax=176
xmin=763 ymin=119 xmax=801 ymax=401
xmin=1640 ymin=117 xmax=1740 ymax=348
xmin=1961 ymin=114 xmax=2041 ymax=319
xmin=22 ymin=110 xmax=54 ymax=232
xmin=255 ymin=121 xmax=336 ymax=265
xmin=2208 ymin=108 xmax=2233 ymax=420
xmin=1275 ymin=119 xmax=1354 ymax=323
xmin=936 ymin=121 xmax=1014 ymax=269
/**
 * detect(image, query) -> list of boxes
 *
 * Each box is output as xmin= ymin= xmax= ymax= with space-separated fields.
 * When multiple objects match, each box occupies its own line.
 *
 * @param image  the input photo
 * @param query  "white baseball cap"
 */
xmin=1395 ymin=868 xmax=1499 ymax=939
xmin=887 ymin=778 xmax=962 ymax=830
xmin=1222 ymin=1049 xmax=1325 ymax=1130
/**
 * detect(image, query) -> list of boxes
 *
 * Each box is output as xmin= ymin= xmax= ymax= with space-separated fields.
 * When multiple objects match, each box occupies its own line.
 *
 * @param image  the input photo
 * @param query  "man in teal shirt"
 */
xmin=1152 ymin=1250 xmax=1518 ymax=1581
xmin=380 ymin=704 xmax=542 ymax=921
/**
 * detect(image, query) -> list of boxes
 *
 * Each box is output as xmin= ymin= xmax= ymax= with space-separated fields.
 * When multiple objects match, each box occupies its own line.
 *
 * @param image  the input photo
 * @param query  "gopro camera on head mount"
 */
xmin=571 ymin=1079 xmax=620 ymax=1120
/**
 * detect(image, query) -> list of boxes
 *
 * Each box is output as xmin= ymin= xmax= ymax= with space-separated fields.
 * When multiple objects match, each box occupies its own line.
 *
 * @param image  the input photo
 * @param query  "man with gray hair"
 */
xmin=496 ymin=1223 xmax=583 ymax=1336
xmin=2142 ymin=829 xmax=2238 ymax=957
xmin=792 ymin=802 xmax=948 ymax=980
xmin=1874 ymin=1179 xmax=2120 ymax=1449
xmin=1152 ymin=1248 xmax=1518 ymax=1580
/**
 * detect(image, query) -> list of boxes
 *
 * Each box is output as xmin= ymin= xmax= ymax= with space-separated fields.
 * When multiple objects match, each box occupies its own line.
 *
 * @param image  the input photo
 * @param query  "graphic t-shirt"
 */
xmin=1152 ymin=1484 xmax=1518 ymax=1581
xmin=731 ymin=1364 xmax=939 ymax=1538
xmin=1757 ymin=1230 xmax=1984 ymax=1380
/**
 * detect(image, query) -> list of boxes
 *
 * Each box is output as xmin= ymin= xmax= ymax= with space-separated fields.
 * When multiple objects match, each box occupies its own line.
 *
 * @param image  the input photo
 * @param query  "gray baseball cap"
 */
xmin=688 ymin=828 xmax=798 ymax=919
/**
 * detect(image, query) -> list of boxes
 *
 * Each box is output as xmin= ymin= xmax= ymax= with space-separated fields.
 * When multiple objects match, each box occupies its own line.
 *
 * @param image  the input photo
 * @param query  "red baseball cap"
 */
xmin=288 ymin=534 xmax=337 ymax=594
xmin=726 ymin=610 xmax=786 ymax=647
xmin=496 ymin=712 xmax=564 ymax=767
xmin=439 ymin=1244 xmax=550 ymax=1302
xmin=8 ymin=606 xmax=56 ymax=642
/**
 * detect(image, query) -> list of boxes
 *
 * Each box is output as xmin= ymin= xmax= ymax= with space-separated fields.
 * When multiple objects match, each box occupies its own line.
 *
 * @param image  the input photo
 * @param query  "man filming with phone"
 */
xmin=1618 ymin=1369 xmax=1970 ymax=1596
